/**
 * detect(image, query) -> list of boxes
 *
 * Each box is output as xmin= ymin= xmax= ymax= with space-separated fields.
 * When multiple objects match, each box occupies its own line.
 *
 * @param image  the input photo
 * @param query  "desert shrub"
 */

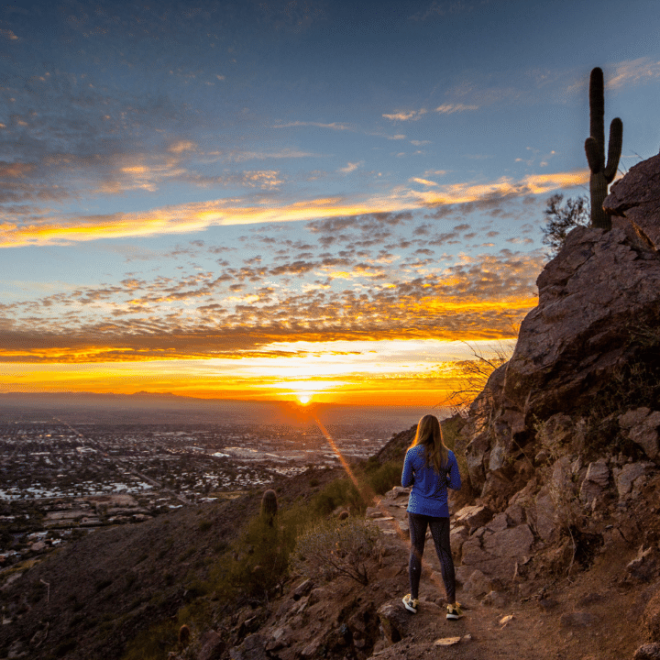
xmin=447 ymin=341 xmax=513 ymax=414
xmin=122 ymin=619 xmax=178 ymax=660
xmin=311 ymin=477 xmax=363 ymax=516
xmin=541 ymin=194 xmax=589 ymax=258
xmin=210 ymin=504 xmax=310 ymax=602
xmin=364 ymin=461 xmax=400 ymax=496
xmin=440 ymin=415 xmax=464 ymax=451
xmin=197 ymin=519 xmax=212 ymax=532
xmin=293 ymin=518 xmax=381 ymax=586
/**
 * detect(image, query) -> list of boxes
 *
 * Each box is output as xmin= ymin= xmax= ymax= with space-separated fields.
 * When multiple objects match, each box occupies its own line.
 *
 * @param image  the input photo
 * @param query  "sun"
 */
xmin=296 ymin=393 xmax=312 ymax=406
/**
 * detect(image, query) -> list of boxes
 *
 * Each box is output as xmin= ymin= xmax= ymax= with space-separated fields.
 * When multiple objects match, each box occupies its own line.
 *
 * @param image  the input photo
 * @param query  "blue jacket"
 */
xmin=401 ymin=444 xmax=461 ymax=518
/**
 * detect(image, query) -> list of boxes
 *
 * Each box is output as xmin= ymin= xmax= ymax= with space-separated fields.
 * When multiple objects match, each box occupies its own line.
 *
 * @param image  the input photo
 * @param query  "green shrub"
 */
xmin=311 ymin=478 xmax=363 ymax=516
xmin=210 ymin=504 xmax=311 ymax=602
xmin=122 ymin=619 xmax=178 ymax=660
xmin=365 ymin=461 xmax=400 ymax=496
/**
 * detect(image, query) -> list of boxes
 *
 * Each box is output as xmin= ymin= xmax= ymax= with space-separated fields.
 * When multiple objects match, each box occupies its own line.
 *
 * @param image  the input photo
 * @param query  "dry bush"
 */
xmin=293 ymin=518 xmax=380 ymax=586
xmin=447 ymin=341 xmax=513 ymax=415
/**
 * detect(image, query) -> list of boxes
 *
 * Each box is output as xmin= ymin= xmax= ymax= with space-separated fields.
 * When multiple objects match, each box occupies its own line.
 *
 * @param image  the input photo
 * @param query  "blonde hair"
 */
xmin=410 ymin=414 xmax=448 ymax=472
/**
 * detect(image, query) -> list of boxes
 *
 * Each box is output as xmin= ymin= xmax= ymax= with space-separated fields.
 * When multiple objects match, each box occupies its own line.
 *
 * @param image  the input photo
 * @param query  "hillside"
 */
xmin=4 ymin=154 xmax=660 ymax=660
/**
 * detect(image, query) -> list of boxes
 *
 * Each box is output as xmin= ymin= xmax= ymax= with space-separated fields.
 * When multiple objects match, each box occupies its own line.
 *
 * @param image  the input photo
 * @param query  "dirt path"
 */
xmin=367 ymin=492 xmax=645 ymax=660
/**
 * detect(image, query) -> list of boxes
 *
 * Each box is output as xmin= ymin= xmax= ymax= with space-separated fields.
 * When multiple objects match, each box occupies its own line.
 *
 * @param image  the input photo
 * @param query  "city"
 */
xmin=0 ymin=415 xmax=401 ymax=570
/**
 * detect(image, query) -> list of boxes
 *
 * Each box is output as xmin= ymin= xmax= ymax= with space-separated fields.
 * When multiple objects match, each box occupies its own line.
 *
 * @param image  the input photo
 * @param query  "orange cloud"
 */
xmin=0 ymin=169 xmax=589 ymax=247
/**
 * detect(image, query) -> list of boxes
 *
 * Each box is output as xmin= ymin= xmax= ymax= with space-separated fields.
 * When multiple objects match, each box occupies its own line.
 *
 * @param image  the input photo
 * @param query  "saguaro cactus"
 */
xmin=261 ymin=489 xmax=278 ymax=526
xmin=584 ymin=67 xmax=623 ymax=230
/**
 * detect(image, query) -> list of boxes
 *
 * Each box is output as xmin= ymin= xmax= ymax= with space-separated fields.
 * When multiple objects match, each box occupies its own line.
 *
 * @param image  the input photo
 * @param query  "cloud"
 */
xmin=411 ymin=177 xmax=438 ymax=187
xmin=383 ymin=102 xmax=477 ymax=124
xmin=382 ymin=109 xmax=427 ymax=122
xmin=0 ymin=29 xmax=19 ymax=41
xmin=0 ymin=170 xmax=588 ymax=247
xmin=414 ymin=170 xmax=589 ymax=208
xmin=339 ymin=162 xmax=362 ymax=174
xmin=168 ymin=140 xmax=198 ymax=154
xmin=434 ymin=103 xmax=479 ymax=114
xmin=608 ymin=57 xmax=660 ymax=90
xmin=274 ymin=121 xmax=353 ymax=131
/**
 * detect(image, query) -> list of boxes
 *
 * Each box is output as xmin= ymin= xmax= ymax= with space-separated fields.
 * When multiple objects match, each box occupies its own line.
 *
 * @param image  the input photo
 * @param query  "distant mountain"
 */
xmin=0 ymin=391 xmax=434 ymax=428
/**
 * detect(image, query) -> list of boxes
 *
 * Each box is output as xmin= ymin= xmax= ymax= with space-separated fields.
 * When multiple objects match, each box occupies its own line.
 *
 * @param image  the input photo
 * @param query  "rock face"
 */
xmin=452 ymin=154 xmax=660 ymax=595
xmin=604 ymin=153 xmax=660 ymax=248
xmin=504 ymin=224 xmax=660 ymax=419
xmin=463 ymin=153 xmax=660 ymax=497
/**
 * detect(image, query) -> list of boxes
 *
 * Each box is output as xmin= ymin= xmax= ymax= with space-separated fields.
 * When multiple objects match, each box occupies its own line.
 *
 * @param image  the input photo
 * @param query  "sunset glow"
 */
xmin=2 ymin=1 xmax=659 ymax=406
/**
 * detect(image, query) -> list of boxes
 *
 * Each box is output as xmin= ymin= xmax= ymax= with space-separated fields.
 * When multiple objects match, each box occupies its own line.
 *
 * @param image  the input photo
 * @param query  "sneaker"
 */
xmin=446 ymin=603 xmax=463 ymax=620
xmin=402 ymin=594 xmax=419 ymax=614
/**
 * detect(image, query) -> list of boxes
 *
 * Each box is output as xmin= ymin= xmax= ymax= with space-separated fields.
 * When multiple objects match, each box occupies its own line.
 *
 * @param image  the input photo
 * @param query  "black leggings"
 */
xmin=408 ymin=512 xmax=455 ymax=604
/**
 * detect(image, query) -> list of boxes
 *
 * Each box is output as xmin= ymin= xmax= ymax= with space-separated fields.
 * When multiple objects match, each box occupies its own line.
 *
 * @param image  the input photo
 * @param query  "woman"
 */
xmin=401 ymin=414 xmax=462 ymax=620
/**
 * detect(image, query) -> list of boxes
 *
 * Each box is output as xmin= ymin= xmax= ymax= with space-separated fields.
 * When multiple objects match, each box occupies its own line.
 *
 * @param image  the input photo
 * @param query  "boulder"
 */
xmin=534 ymin=488 xmax=558 ymax=543
xmin=644 ymin=588 xmax=660 ymax=642
xmin=229 ymin=634 xmax=268 ymax=660
xmin=449 ymin=525 xmax=469 ymax=560
xmin=615 ymin=462 xmax=654 ymax=497
xmin=584 ymin=459 xmax=610 ymax=487
xmin=503 ymin=221 xmax=660 ymax=421
xmin=504 ymin=502 xmax=526 ymax=526
xmin=454 ymin=505 xmax=493 ymax=530
xmin=377 ymin=601 xmax=411 ymax=644
xmin=382 ymin=486 xmax=410 ymax=501
xmin=199 ymin=631 xmax=226 ymax=660
xmin=627 ymin=545 xmax=660 ymax=583
xmin=462 ymin=569 xmax=493 ymax=597
xmin=580 ymin=459 xmax=610 ymax=505
xmin=619 ymin=408 xmax=660 ymax=460
xmin=461 ymin=524 xmax=534 ymax=582
xmin=635 ymin=643 xmax=660 ymax=660
xmin=604 ymin=153 xmax=660 ymax=249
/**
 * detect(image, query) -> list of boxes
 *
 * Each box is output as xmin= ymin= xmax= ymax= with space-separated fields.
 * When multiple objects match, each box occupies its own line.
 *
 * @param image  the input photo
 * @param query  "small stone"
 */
xmin=293 ymin=579 xmax=313 ymax=600
xmin=434 ymin=637 xmax=461 ymax=647
xmin=635 ymin=642 xmax=660 ymax=660
xmin=584 ymin=459 xmax=610 ymax=487
xmin=483 ymin=590 xmax=508 ymax=608
xmin=616 ymin=463 xmax=654 ymax=497
xmin=499 ymin=614 xmax=515 ymax=627
xmin=627 ymin=545 xmax=659 ymax=582
xmin=366 ymin=507 xmax=385 ymax=518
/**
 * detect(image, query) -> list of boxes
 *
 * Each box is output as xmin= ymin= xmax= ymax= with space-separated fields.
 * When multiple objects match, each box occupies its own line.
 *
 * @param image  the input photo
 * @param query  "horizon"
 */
xmin=2 ymin=1 xmax=660 ymax=406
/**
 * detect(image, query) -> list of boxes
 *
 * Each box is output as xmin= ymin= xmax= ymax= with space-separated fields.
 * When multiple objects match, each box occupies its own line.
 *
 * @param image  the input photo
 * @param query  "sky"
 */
xmin=1 ymin=0 xmax=660 ymax=408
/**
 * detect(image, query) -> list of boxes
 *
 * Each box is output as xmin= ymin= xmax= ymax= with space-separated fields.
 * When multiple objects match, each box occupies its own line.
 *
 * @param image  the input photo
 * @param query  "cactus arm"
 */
xmin=604 ymin=117 xmax=623 ymax=183
xmin=585 ymin=137 xmax=602 ymax=173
